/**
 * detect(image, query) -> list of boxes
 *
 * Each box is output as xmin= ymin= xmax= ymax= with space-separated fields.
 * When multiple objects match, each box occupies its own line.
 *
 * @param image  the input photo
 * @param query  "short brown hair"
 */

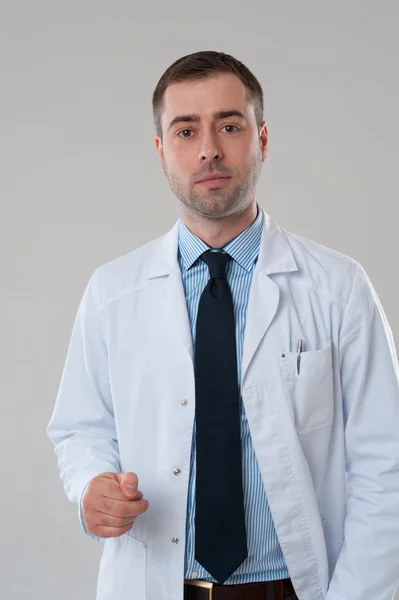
xmin=152 ymin=50 xmax=264 ymax=139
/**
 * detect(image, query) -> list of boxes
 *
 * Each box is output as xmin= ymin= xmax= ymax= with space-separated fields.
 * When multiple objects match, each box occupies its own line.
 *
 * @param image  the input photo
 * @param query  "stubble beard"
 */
xmin=162 ymin=146 xmax=263 ymax=220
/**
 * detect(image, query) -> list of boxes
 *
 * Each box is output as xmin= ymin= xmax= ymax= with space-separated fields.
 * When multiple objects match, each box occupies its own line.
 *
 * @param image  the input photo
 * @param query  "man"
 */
xmin=47 ymin=50 xmax=399 ymax=600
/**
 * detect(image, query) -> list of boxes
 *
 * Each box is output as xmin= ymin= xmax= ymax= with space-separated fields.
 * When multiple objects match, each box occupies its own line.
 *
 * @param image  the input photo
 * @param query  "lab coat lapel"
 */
xmin=147 ymin=218 xmax=194 ymax=365
xmin=241 ymin=208 xmax=298 ymax=386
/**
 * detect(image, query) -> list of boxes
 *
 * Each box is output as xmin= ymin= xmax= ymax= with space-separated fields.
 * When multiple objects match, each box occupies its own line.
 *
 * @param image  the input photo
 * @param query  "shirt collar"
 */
xmin=178 ymin=203 xmax=264 ymax=273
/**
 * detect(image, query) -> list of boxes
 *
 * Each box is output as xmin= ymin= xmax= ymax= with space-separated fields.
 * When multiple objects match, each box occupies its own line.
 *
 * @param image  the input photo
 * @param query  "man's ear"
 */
xmin=259 ymin=121 xmax=268 ymax=162
xmin=154 ymin=135 xmax=164 ymax=172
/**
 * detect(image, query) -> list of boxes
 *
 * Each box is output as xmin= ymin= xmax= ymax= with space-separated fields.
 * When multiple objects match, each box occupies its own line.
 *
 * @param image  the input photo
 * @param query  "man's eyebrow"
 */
xmin=167 ymin=110 xmax=248 ymax=132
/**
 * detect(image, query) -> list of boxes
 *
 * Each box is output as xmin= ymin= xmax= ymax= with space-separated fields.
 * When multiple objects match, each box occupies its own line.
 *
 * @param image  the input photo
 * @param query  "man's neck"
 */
xmin=181 ymin=201 xmax=258 ymax=248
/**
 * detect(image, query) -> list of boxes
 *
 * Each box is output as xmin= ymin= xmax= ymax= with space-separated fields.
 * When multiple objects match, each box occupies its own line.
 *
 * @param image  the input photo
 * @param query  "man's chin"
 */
xmin=187 ymin=201 xmax=232 ymax=219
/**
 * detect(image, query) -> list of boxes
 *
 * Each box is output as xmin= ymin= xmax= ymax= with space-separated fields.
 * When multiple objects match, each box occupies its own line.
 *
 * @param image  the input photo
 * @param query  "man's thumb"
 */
xmin=117 ymin=472 xmax=138 ymax=497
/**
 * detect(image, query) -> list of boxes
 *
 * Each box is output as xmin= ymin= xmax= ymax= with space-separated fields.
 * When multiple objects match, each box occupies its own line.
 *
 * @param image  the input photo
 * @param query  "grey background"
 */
xmin=1 ymin=1 xmax=398 ymax=598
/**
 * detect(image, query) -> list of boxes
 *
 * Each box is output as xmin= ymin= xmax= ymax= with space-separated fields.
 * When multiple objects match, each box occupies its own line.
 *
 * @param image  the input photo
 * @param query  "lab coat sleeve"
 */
xmin=46 ymin=268 xmax=121 ymax=543
xmin=79 ymin=482 xmax=93 ymax=538
xmin=325 ymin=261 xmax=399 ymax=600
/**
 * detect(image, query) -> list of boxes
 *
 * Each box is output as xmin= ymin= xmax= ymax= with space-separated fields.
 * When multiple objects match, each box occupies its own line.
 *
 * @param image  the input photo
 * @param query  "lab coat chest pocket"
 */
xmin=280 ymin=341 xmax=334 ymax=434
xmin=96 ymin=533 xmax=147 ymax=600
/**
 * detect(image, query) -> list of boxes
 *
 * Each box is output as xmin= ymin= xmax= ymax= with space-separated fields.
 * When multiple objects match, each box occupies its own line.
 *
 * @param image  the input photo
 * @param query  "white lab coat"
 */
xmin=47 ymin=208 xmax=399 ymax=600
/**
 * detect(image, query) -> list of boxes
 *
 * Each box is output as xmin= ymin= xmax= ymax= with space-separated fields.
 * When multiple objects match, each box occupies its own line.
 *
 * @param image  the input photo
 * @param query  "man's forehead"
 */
xmin=163 ymin=73 xmax=249 ymax=116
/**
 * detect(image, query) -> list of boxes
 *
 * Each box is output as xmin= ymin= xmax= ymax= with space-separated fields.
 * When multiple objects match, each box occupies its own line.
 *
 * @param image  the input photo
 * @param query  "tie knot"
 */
xmin=200 ymin=250 xmax=232 ymax=279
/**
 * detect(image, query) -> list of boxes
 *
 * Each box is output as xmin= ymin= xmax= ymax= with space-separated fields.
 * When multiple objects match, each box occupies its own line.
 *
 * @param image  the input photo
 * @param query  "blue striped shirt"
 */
xmin=178 ymin=203 xmax=289 ymax=584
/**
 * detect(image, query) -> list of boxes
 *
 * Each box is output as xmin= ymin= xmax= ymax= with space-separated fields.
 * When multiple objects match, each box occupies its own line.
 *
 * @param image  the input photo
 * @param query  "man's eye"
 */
xmin=222 ymin=125 xmax=239 ymax=133
xmin=177 ymin=129 xmax=193 ymax=138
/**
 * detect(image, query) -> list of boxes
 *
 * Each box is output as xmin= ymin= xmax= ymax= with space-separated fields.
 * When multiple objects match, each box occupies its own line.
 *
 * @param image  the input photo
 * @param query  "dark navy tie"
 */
xmin=194 ymin=249 xmax=248 ymax=584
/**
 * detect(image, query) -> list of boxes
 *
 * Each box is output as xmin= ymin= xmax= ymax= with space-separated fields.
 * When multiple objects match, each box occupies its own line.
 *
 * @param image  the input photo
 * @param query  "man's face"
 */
xmin=154 ymin=73 xmax=268 ymax=219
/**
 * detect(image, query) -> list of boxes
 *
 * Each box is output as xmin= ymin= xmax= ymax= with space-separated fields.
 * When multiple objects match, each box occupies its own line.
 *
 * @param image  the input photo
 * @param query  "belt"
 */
xmin=184 ymin=577 xmax=297 ymax=600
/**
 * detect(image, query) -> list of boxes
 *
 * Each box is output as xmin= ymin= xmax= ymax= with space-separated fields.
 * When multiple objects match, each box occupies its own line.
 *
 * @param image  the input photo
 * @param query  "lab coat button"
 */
xmin=174 ymin=468 xmax=181 ymax=476
xmin=172 ymin=537 xmax=179 ymax=544
xmin=181 ymin=399 xmax=188 ymax=406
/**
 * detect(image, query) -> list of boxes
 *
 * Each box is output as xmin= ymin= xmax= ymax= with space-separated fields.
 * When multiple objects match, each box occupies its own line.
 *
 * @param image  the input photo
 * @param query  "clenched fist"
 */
xmin=82 ymin=472 xmax=150 ymax=538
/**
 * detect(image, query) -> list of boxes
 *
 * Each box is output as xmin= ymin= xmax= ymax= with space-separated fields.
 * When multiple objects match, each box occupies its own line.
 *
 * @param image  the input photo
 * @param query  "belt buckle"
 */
xmin=185 ymin=579 xmax=214 ymax=600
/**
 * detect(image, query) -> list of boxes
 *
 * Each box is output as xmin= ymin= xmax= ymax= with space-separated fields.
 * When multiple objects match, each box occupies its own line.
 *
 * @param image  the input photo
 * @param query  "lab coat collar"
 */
xmin=147 ymin=206 xmax=299 ymax=279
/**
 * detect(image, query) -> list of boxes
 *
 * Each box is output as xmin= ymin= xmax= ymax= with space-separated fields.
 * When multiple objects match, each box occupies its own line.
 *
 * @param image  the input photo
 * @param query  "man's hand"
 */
xmin=83 ymin=472 xmax=149 ymax=538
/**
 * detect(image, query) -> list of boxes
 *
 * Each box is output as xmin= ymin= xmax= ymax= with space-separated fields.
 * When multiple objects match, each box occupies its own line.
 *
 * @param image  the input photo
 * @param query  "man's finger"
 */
xmin=116 ymin=472 xmax=139 ymax=496
xmin=99 ymin=496 xmax=149 ymax=519
xmin=95 ymin=477 xmax=134 ymax=501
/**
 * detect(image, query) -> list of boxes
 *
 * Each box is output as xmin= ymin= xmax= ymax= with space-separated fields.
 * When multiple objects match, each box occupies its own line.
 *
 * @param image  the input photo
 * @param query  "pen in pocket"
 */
xmin=297 ymin=339 xmax=303 ymax=375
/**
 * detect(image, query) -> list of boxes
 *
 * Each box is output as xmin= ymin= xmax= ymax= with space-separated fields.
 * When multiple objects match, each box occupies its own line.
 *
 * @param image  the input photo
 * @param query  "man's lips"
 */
xmin=196 ymin=173 xmax=230 ymax=183
xmin=196 ymin=177 xmax=231 ymax=188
